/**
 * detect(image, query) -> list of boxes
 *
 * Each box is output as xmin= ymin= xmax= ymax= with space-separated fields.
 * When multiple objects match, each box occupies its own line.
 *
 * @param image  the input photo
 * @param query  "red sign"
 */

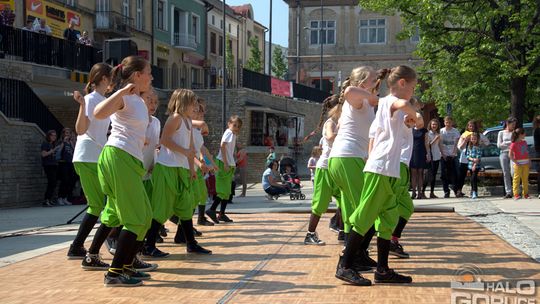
xmin=271 ymin=77 xmax=291 ymax=97
xmin=138 ymin=50 xmax=149 ymax=60
xmin=182 ymin=54 xmax=204 ymax=67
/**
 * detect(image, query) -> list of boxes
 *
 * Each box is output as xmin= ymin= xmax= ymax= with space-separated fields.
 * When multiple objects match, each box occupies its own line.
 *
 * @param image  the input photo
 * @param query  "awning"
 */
xmin=245 ymin=102 xmax=305 ymax=117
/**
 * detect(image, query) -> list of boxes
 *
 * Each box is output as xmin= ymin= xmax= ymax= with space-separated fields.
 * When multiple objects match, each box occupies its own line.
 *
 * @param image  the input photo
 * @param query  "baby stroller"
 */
xmin=279 ymin=157 xmax=306 ymax=200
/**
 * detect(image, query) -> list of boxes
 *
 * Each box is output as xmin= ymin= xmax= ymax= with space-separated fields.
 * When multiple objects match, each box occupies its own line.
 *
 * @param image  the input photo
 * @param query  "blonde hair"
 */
xmin=228 ymin=115 xmax=243 ymax=128
xmin=166 ymin=89 xmax=196 ymax=116
xmin=311 ymin=146 xmax=322 ymax=157
xmin=331 ymin=66 xmax=375 ymax=119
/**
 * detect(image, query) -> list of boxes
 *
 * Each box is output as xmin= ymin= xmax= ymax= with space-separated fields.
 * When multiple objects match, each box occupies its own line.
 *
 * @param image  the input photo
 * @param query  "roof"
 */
xmin=230 ymin=4 xmax=253 ymax=19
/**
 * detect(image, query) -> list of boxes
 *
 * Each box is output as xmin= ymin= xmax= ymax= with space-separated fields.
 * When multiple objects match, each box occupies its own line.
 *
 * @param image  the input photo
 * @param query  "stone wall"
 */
xmin=0 ymin=112 xmax=47 ymax=208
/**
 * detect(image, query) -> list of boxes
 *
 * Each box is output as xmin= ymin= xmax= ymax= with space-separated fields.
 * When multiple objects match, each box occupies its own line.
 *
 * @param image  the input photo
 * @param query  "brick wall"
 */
xmin=0 ymin=112 xmax=47 ymax=208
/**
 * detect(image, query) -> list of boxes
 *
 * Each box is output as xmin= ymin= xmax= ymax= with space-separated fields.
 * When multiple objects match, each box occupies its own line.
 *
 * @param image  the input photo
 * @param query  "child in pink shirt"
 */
xmin=509 ymin=128 xmax=530 ymax=199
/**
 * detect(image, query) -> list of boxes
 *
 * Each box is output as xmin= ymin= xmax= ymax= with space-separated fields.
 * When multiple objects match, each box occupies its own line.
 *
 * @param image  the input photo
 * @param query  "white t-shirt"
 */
xmin=142 ymin=116 xmax=161 ymax=180
xmin=73 ymin=91 xmax=110 ymax=163
xmin=440 ymin=127 xmax=460 ymax=157
xmin=193 ymin=127 xmax=204 ymax=158
xmin=217 ymin=129 xmax=236 ymax=167
xmin=106 ymin=94 xmax=149 ymax=162
xmin=330 ymin=100 xmax=375 ymax=159
xmin=157 ymin=117 xmax=191 ymax=169
xmin=497 ymin=130 xmax=513 ymax=153
xmin=308 ymin=157 xmax=318 ymax=180
xmin=400 ymin=127 xmax=414 ymax=165
xmin=33 ymin=24 xmax=52 ymax=35
xmin=364 ymin=95 xmax=406 ymax=178
xmin=316 ymin=118 xmax=337 ymax=169
xmin=427 ymin=130 xmax=442 ymax=161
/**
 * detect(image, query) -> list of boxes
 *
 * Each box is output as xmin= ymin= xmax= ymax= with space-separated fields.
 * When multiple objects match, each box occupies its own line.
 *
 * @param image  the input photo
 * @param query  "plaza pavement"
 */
xmin=0 ymin=184 xmax=539 ymax=303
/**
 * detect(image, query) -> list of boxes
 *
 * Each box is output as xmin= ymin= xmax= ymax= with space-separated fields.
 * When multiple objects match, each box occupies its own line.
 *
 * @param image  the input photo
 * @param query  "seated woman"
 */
xmin=262 ymin=160 xmax=289 ymax=200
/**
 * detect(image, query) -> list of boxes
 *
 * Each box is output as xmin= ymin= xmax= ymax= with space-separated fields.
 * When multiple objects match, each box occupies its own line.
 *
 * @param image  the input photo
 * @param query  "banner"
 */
xmin=25 ymin=0 xmax=82 ymax=39
xmin=0 ymin=0 xmax=15 ymax=11
xmin=271 ymin=77 xmax=292 ymax=97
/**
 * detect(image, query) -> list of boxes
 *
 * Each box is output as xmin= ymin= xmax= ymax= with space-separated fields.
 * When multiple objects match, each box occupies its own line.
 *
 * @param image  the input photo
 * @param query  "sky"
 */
xmin=225 ymin=0 xmax=289 ymax=48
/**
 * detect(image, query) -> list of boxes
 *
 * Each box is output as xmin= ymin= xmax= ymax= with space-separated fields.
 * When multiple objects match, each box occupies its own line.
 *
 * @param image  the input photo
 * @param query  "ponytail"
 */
xmin=107 ymin=56 xmax=148 ymax=95
xmin=84 ymin=63 xmax=112 ymax=95
xmin=373 ymin=68 xmax=392 ymax=93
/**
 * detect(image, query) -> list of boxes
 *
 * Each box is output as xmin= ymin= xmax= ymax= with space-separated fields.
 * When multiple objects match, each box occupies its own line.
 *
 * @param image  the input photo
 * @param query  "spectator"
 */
xmin=56 ymin=128 xmax=76 ymax=205
xmin=33 ymin=19 xmax=52 ymax=35
xmin=265 ymin=146 xmax=276 ymax=167
xmin=410 ymin=125 xmax=429 ymax=199
xmin=509 ymin=128 xmax=531 ymax=199
xmin=235 ymin=142 xmax=248 ymax=197
xmin=41 ymin=130 xmax=61 ymax=207
xmin=424 ymin=119 xmax=442 ymax=198
xmin=78 ymin=30 xmax=92 ymax=46
xmin=307 ymin=146 xmax=322 ymax=183
xmin=533 ymin=115 xmax=540 ymax=199
xmin=466 ymin=132 xmax=482 ymax=199
xmin=456 ymin=120 xmax=478 ymax=198
xmin=63 ymin=21 xmax=80 ymax=42
xmin=0 ymin=4 xmax=15 ymax=27
xmin=497 ymin=117 xmax=517 ymax=198
xmin=440 ymin=116 xmax=461 ymax=198
xmin=262 ymin=160 xmax=288 ymax=200
xmin=22 ymin=19 xmax=34 ymax=31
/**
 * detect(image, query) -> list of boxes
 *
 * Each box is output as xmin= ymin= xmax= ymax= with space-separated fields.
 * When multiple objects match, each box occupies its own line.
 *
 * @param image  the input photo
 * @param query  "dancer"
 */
xmin=206 ymin=116 xmax=243 ymax=223
xmin=143 ymin=89 xmax=212 ymax=257
xmin=304 ymin=95 xmax=342 ymax=245
xmin=94 ymin=56 xmax=154 ymax=287
xmin=336 ymin=65 xmax=420 ymax=286
xmin=68 ymin=63 xmax=112 ymax=263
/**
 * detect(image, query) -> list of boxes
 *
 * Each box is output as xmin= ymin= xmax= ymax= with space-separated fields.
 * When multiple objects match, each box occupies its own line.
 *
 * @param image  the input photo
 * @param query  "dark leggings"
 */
xmin=456 ymin=163 xmax=469 ymax=192
xmin=43 ymin=165 xmax=58 ymax=200
xmin=427 ymin=160 xmax=440 ymax=193
xmin=470 ymin=168 xmax=480 ymax=192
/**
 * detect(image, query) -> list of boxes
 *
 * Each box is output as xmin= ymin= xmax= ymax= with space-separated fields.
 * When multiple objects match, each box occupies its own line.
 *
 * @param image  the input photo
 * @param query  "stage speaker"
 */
xmin=103 ymin=39 xmax=138 ymax=66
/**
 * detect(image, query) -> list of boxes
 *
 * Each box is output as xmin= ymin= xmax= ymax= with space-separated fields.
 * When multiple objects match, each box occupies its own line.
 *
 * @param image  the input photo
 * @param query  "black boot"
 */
xmin=197 ymin=205 xmax=214 ymax=226
xmin=181 ymin=219 xmax=212 ymax=254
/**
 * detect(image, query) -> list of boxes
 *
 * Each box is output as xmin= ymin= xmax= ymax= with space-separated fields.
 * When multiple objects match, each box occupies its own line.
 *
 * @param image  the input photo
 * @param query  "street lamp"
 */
xmin=303 ymin=0 xmax=324 ymax=91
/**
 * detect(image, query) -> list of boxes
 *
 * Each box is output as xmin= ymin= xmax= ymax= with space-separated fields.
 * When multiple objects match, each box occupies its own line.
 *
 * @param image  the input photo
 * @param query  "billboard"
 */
xmin=25 ymin=0 xmax=82 ymax=39
xmin=0 ymin=0 xmax=14 ymax=11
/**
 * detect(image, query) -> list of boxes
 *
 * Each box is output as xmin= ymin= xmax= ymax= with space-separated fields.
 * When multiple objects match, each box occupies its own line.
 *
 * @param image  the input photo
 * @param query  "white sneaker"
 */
xmin=63 ymin=199 xmax=73 ymax=205
xmin=265 ymin=194 xmax=274 ymax=200
xmin=57 ymin=198 xmax=66 ymax=206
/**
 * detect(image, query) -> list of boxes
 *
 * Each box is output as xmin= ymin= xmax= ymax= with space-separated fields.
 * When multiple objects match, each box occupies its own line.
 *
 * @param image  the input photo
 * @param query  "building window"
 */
xmin=220 ymin=20 xmax=223 ymax=29
xmin=250 ymin=112 xmax=304 ymax=147
xmin=212 ymin=15 xmax=215 ymax=25
xmin=65 ymin=0 xmax=75 ymax=6
xmin=219 ymin=35 xmax=223 ymax=56
xmin=157 ymin=0 xmax=166 ymax=30
xmin=210 ymin=32 xmax=217 ymax=54
xmin=250 ymin=111 xmax=264 ymax=146
xmin=136 ymin=0 xmax=143 ymax=31
xmin=191 ymin=14 xmax=199 ymax=43
xmin=228 ymin=23 xmax=231 ymax=33
xmin=247 ymin=30 xmax=252 ymax=42
xmin=122 ymin=0 xmax=129 ymax=17
xmin=359 ymin=19 xmax=386 ymax=44
xmin=309 ymin=20 xmax=335 ymax=45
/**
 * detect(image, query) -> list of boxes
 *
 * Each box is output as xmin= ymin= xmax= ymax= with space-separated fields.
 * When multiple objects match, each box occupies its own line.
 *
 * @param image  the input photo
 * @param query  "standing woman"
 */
xmin=328 ymin=67 xmax=379 ymax=242
xmin=67 ymin=63 xmax=113 ymax=262
xmin=425 ymin=119 xmax=442 ymax=198
xmin=409 ymin=119 xmax=429 ymax=199
xmin=41 ymin=130 xmax=62 ymax=207
xmin=498 ymin=117 xmax=517 ymax=198
xmin=94 ymin=56 xmax=154 ymax=287
xmin=57 ymin=128 xmax=76 ymax=205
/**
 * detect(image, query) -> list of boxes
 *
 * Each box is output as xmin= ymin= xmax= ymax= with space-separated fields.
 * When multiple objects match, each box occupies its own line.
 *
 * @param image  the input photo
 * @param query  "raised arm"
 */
xmin=73 ymin=91 xmax=90 ymax=135
xmin=93 ymin=84 xmax=135 ymax=119
xmin=343 ymin=86 xmax=378 ymax=109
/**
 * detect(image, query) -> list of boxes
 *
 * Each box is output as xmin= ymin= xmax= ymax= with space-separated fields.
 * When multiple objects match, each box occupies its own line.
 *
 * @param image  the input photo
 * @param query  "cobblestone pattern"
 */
xmin=455 ymin=199 xmax=540 ymax=262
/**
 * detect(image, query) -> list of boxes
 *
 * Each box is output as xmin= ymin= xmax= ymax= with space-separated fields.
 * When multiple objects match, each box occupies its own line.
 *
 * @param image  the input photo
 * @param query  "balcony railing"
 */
xmin=95 ymin=11 xmax=133 ymax=37
xmin=172 ymin=32 xmax=197 ymax=51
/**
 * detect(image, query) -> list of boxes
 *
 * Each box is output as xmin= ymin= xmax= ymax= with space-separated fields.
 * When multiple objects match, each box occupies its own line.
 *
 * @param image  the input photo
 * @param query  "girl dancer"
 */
xmin=143 ymin=89 xmax=212 ymax=257
xmin=336 ymin=65 xmax=420 ymax=286
xmin=304 ymin=95 xmax=342 ymax=245
xmin=327 ymin=67 xmax=379 ymax=248
xmin=206 ymin=116 xmax=243 ymax=223
xmin=94 ymin=56 xmax=154 ymax=287
xmin=68 ymin=63 xmax=112 ymax=269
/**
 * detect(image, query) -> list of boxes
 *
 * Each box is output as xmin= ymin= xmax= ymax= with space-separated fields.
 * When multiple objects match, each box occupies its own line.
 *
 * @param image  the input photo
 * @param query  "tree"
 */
xmin=225 ymin=33 xmax=235 ymax=86
xmin=358 ymin=0 xmax=540 ymax=127
xmin=271 ymin=47 xmax=288 ymax=79
xmin=245 ymin=36 xmax=263 ymax=73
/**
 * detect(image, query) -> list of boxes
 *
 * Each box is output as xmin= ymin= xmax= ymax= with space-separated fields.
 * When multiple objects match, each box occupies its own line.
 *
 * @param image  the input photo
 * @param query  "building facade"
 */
xmin=284 ymin=0 xmax=422 ymax=94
